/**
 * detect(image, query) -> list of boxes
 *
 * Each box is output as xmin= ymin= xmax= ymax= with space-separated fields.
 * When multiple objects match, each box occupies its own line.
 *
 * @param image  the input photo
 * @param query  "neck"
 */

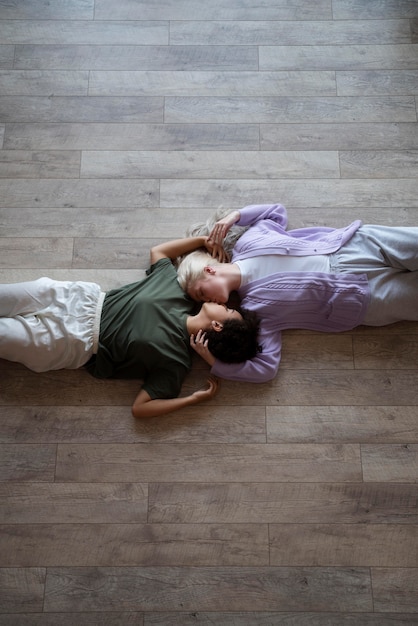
xmin=221 ymin=262 xmax=241 ymax=291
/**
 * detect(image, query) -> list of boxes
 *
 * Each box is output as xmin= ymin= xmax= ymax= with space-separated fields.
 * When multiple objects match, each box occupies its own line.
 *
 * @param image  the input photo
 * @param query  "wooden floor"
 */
xmin=1 ymin=0 xmax=418 ymax=624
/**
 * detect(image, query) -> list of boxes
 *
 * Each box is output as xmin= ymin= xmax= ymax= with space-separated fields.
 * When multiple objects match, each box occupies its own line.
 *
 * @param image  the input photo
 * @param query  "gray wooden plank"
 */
xmin=353 ymin=335 xmax=418 ymax=367
xmin=0 ymin=0 xmax=93 ymax=19
xmin=260 ymin=44 xmax=418 ymax=71
xmin=0 ymin=151 xmax=80 ymax=178
xmin=0 ymin=238 xmax=74 ymax=268
xmin=0 ymin=45 xmax=15 ymax=69
xmin=0 ymin=615 xmax=144 ymax=626
xmin=260 ymin=122 xmax=418 ymax=150
xmin=148 ymin=482 xmax=418 ymax=524
xmin=0 ymin=179 xmax=159 ymax=208
xmin=0 ymin=483 xmax=148 ymax=524
xmin=89 ymin=70 xmax=335 ymax=96
xmin=361 ymin=444 xmax=418 ymax=483
xmin=0 ymin=207 xmax=203 ymax=238
xmin=0 ymin=568 xmax=45 ymax=614
xmin=160 ymin=179 xmax=418 ymax=209
xmin=170 ymin=19 xmax=413 ymax=45
xmin=3 ymin=123 xmax=260 ymax=151
xmin=266 ymin=406 xmax=418 ymax=444
xmin=269 ymin=524 xmax=418 ymax=566
xmin=340 ymin=150 xmax=418 ymax=178
xmin=337 ymin=70 xmax=418 ymax=96
xmin=0 ymin=405 xmax=266 ymax=444
xmin=0 ymin=523 xmax=269 ymax=567
xmin=0 ymin=70 xmax=88 ymax=96
xmin=164 ymin=96 xmax=417 ymax=124
xmin=16 ymin=46 xmax=258 ymax=71
xmin=143 ymin=613 xmax=418 ymax=626
xmin=333 ymin=0 xmax=418 ymax=20
xmin=0 ymin=444 xmax=56 ymax=482
xmin=80 ymin=150 xmax=340 ymax=179
xmin=94 ymin=0 xmax=332 ymax=21
xmin=0 ymin=21 xmax=168 ymax=45
xmin=372 ymin=568 xmax=418 ymax=613
xmin=0 ymin=96 xmax=163 ymax=123
xmin=54 ymin=443 xmax=362 ymax=483
xmin=43 ymin=566 xmax=372 ymax=612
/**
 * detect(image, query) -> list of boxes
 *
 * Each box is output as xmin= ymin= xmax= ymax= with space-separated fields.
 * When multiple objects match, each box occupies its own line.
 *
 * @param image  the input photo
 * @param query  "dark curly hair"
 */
xmin=206 ymin=307 xmax=261 ymax=363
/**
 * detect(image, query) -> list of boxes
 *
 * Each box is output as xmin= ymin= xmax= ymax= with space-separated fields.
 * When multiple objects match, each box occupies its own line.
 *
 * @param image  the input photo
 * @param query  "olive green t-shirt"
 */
xmin=90 ymin=258 xmax=195 ymax=400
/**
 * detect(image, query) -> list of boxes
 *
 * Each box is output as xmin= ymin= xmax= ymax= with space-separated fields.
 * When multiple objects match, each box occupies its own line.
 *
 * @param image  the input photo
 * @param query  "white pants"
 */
xmin=330 ymin=225 xmax=418 ymax=325
xmin=0 ymin=277 xmax=105 ymax=372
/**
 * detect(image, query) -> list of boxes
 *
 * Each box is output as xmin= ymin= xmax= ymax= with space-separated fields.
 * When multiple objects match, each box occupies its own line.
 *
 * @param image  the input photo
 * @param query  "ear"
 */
xmin=211 ymin=320 xmax=224 ymax=332
xmin=204 ymin=265 xmax=217 ymax=275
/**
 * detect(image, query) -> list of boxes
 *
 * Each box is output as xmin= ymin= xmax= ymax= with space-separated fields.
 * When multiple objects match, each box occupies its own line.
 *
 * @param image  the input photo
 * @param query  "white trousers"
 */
xmin=330 ymin=225 xmax=418 ymax=325
xmin=0 ymin=277 xmax=105 ymax=372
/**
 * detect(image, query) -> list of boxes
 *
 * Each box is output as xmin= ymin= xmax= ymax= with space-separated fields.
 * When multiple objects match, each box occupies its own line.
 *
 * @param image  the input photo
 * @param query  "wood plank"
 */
xmin=353 ymin=335 xmax=418 ymax=367
xmin=0 ymin=0 xmax=93 ymax=19
xmin=55 ymin=443 xmax=362 ymax=483
xmin=148 ymin=482 xmax=418 ymax=524
xmin=0 ymin=445 xmax=56 ymax=482
xmin=333 ymin=0 xmax=418 ymax=20
xmin=0 ymin=523 xmax=269 ymax=567
xmin=0 ymin=96 xmax=163 ymax=123
xmin=89 ymin=70 xmax=334 ymax=96
xmin=94 ymin=0 xmax=332 ymax=21
xmin=143 ymin=613 xmax=418 ymax=625
xmin=0 ymin=70 xmax=88 ymax=96
xmin=0 ymin=568 xmax=45 ymax=614
xmin=160 ymin=179 xmax=418 ymax=209
xmin=3 ymin=123 xmax=260 ymax=151
xmin=266 ymin=406 xmax=418 ymax=444
xmin=170 ymin=19 xmax=413 ymax=45
xmin=43 ymin=566 xmax=372 ymax=612
xmin=372 ymin=568 xmax=418 ymax=612
xmin=80 ymin=150 xmax=340 ymax=179
xmin=164 ymin=96 xmax=417 ymax=124
xmin=0 ymin=45 xmax=15 ymax=69
xmin=0 ymin=179 xmax=159 ymax=208
xmin=340 ymin=150 xmax=418 ymax=178
xmin=260 ymin=122 xmax=418 ymax=150
xmin=361 ymin=444 xmax=418 ymax=483
xmin=0 ymin=405 xmax=266 ymax=444
xmin=0 ymin=615 xmax=144 ymax=626
xmin=0 ymin=150 xmax=80 ymax=178
xmin=279 ymin=334 xmax=354 ymax=369
xmin=16 ymin=46 xmax=258 ymax=71
xmin=337 ymin=70 xmax=418 ymax=95
xmin=0 ymin=21 xmax=168 ymax=45
xmin=269 ymin=524 xmax=418 ymax=566
xmin=260 ymin=44 xmax=418 ymax=70
xmin=0 ymin=238 xmax=74 ymax=268
xmin=0 ymin=483 xmax=148 ymax=524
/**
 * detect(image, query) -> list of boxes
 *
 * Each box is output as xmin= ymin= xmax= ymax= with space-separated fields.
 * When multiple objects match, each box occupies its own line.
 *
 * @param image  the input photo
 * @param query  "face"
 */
xmin=201 ymin=302 xmax=242 ymax=324
xmin=188 ymin=270 xmax=230 ymax=304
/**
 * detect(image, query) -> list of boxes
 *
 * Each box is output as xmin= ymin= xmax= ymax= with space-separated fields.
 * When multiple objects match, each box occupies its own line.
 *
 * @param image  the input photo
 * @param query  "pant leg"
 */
xmin=330 ymin=225 xmax=418 ymax=325
xmin=0 ymin=277 xmax=102 ymax=371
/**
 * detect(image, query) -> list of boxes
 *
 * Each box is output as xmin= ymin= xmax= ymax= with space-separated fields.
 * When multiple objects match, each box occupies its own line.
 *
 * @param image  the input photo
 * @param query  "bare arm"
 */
xmin=131 ymin=377 xmax=219 ymax=418
xmin=150 ymin=236 xmax=208 ymax=264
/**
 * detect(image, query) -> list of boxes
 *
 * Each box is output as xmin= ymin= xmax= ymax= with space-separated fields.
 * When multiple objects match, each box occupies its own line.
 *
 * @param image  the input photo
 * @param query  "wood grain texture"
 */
xmin=1 ymin=0 xmax=418 ymax=622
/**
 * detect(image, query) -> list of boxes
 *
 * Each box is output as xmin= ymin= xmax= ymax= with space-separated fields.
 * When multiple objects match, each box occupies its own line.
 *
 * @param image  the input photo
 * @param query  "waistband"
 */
xmin=92 ymin=291 xmax=106 ymax=354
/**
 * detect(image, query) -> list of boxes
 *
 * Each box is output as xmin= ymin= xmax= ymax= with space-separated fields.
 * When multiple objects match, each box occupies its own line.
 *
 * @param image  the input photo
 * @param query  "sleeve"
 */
xmin=210 ymin=326 xmax=282 ymax=383
xmin=236 ymin=204 xmax=289 ymax=230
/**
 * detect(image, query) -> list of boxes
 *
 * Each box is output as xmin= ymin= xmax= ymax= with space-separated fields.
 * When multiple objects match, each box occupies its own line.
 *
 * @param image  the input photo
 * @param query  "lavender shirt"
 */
xmin=211 ymin=204 xmax=370 ymax=383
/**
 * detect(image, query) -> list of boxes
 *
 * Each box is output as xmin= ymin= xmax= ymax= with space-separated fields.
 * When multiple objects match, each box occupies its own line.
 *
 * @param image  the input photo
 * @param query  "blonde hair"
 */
xmin=177 ymin=249 xmax=219 ymax=291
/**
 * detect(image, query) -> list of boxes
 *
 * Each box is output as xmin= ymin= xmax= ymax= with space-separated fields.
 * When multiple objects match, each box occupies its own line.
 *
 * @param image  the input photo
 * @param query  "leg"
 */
xmin=330 ymin=225 xmax=418 ymax=325
xmin=0 ymin=277 xmax=56 ymax=317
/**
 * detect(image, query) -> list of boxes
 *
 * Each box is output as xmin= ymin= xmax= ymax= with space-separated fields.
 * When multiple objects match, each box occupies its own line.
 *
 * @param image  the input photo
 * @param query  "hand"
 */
xmin=203 ymin=237 xmax=230 ymax=263
xmin=190 ymin=330 xmax=216 ymax=366
xmin=207 ymin=210 xmax=240 ymax=246
xmin=191 ymin=376 xmax=220 ymax=403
